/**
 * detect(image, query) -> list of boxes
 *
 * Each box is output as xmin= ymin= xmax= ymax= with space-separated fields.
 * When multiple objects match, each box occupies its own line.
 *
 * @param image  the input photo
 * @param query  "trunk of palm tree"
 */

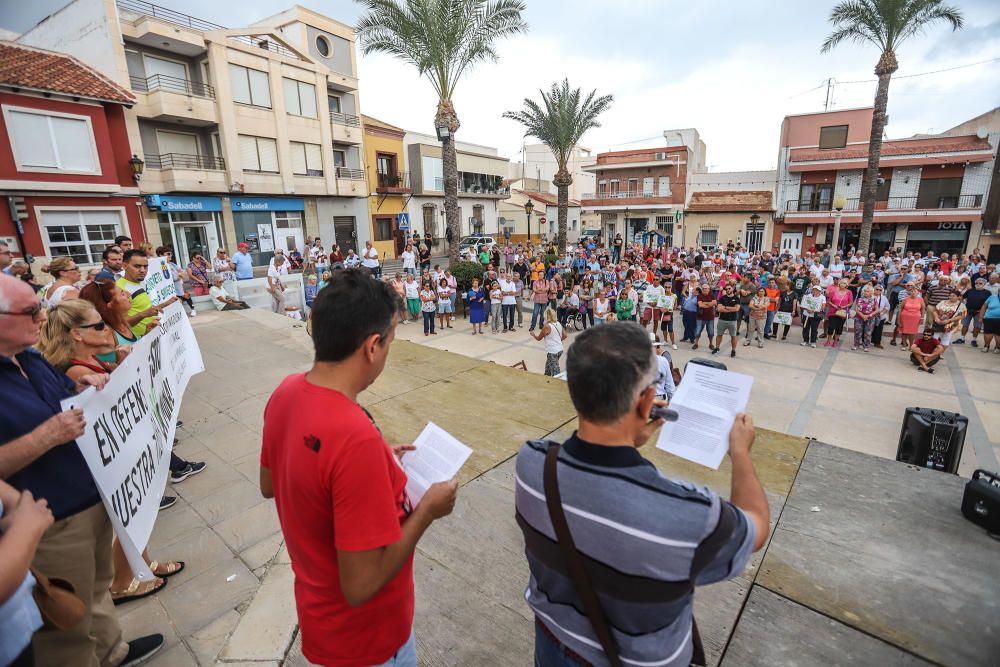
xmin=436 ymin=100 xmax=462 ymax=266
xmin=553 ymin=168 xmax=573 ymax=251
xmin=858 ymin=50 xmax=897 ymax=256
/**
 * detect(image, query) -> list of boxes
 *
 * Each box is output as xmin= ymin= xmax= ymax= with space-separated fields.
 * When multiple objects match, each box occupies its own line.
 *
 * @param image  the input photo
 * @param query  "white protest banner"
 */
xmin=774 ymin=311 xmax=792 ymax=326
xmin=61 ymin=302 xmax=204 ymax=581
xmin=143 ymin=256 xmax=179 ymax=306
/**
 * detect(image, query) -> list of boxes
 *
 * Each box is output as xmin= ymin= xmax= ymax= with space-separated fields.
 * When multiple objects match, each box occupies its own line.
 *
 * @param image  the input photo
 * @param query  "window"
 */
xmin=610 ymin=179 xmax=620 ymax=195
xmin=627 ymin=178 xmax=638 ymax=195
xmin=315 ymin=34 xmax=331 ymax=57
xmin=422 ymin=155 xmax=443 ymax=191
xmin=916 ymin=177 xmax=962 ymax=209
xmin=658 ymin=176 xmax=670 ymax=195
xmin=699 ymin=228 xmax=718 ymax=251
xmin=597 ymin=179 xmax=607 ymax=196
xmin=376 ymin=152 xmax=397 ymax=180
xmin=41 ymin=210 xmax=121 ymax=265
xmin=643 ymin=177 xmax=654 ymax=195
xmin=655 ymin=215 xmax=673 ymax=231
xmin=229 ymin=64 xmax=271 ymax=107
xmin=156 ymin=130 xmax=199 ymax=156
xmin=798 ymin=184 xmax=834 ymax=211
xmin=332 ymin=148 xmax=346 ymax=167
xmin=3 ymin=106 xmax=98 ymax=173
xmin=274 ymin=211 xmax=302 ymax=229
xmin=283 ymin=78 xmax=317 ymax=117
xmin=423 ymin=205 xmax=435 ymax=233
xmin=819 ymin=125 xmax=848 ymax=150
xmin=374 ymin=216 xmax=394 ymax=241
xmin=290 ymin=141 xmax=323 ymax=176
xmin=328 ymin=94 xmax=341 ymax=113
xmin=876 ymin=178 xmax=891 ymax=202
xmin=143 ymin=54 xmax=187 ymax=81
xmin=238 ymin=135 xmax=279 ymax=172
xmin=571 ymin=220 xmax=577 ymax=231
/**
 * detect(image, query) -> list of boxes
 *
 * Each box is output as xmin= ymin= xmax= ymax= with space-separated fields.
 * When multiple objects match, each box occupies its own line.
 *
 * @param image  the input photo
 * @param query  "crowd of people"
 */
xmin=0 ymin=237 xmax=211 ymax=666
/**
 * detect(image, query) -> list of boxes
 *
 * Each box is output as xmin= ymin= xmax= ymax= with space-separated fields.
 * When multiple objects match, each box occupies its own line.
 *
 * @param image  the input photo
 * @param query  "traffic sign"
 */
xmin=539 ymin=216 xmax=547 ymax=224
xmin=397 ymin=212 xmax=410 ymax=231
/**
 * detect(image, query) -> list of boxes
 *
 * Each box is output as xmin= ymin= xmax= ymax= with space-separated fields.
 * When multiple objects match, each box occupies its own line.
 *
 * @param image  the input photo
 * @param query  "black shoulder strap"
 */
xmin=543 ymin=442 xmax=623 ymax=667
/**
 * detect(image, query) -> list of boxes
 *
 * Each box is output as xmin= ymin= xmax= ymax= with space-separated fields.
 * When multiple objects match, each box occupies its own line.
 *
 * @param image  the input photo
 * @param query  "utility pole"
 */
xmin=824 ymin=78 xmax=834 ymax=111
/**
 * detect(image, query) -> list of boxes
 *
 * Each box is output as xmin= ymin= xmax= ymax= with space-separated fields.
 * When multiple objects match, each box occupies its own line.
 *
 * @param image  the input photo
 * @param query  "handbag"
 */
xmin=835 ymin=309 xmax=848 ymax=319
xmin=31 ymin=567 xmax=86 ymax=631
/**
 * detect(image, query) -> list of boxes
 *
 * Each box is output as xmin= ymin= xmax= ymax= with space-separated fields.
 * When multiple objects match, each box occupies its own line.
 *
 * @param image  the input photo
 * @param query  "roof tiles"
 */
xmin=0 ymin=41 xmax=134 ymax=105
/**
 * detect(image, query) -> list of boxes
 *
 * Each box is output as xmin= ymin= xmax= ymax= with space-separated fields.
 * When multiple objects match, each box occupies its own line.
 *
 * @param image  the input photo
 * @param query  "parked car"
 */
xmin=457 ymin=235 xmax=496 ymax=255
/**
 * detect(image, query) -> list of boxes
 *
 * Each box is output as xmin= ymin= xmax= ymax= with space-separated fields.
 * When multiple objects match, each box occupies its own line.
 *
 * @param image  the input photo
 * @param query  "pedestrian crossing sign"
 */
xmin=398 ymin=213 xmax=410 ymax=231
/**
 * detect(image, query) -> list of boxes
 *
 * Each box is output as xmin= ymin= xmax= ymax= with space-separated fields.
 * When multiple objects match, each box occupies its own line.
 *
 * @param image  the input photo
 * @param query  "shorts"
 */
xmin=438 ymin=301 xmax=454 ymax=314
xmin=933 ymin=330 xmax=955 ymax=346
xmin=961 ymin=312 xmax=982 ymax=330
xmin=984 ymin=318 xmax=1000 ymax=335
xmin=660 ymin=318 xmax=673 ymax=333
xmin=717 ymin=319 xmax=738 ymax=337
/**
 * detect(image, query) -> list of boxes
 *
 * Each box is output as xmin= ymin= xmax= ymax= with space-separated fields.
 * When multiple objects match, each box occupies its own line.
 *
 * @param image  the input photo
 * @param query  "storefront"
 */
xmin=904 ymin=221 xmax=971 ymax=257
xmin=823 ymin=223 xmax=897 ymax=256
xmin=231 ymin=197 xmax=305 ymax=266
xmin=146 ymin=195 xmax=224 ymax=267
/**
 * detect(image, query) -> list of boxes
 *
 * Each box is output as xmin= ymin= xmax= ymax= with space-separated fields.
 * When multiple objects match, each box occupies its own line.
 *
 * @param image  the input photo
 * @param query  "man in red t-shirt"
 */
xmin=260 ymin=269 xmax=458 ymax=666
xmin=910 ymin=329 xmax=944 ymax=373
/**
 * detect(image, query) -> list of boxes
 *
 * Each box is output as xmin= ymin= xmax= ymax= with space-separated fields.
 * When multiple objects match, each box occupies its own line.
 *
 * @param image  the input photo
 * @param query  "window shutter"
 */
xmin=229 ymin=64 xmax=251 ymax=104
xmin=282 ymin=78 xmax=300 ymax=115
xmin=258 ymin=138 xmax=278 ymax=171
xmin=299 ymin=82 xmax=317 ymax=117
xmin=248 ymin=68 xmax=271 ymax=107
xmin=238 ymin=135 xmax=259 ymax=171
xmin=8 ymin=111 xmax=58 ymax=168
xmin=144 ymin=56 xmax=186 ymax=80
xmin=658 ymin=176 xmax=670 ymax=195
xmin=290 ymin=142 xmax=307 ymax=174
xmin=305 ymin=143 xmax=322 ymax=172
xmin=50 ymin=116 xmax=95 ymax=171
xmin=157 ymin=131 xmax=199 ymax=156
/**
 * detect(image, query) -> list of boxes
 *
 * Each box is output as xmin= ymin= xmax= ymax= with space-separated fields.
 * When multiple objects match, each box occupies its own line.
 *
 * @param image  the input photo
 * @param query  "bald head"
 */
xmin=0 ymin=272 xmax=32 ymax=309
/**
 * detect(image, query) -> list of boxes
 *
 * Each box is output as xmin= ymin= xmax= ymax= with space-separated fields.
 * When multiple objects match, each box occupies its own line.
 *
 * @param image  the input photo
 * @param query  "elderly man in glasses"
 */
xmin=0 ymin=274 xmax=164 ymax=666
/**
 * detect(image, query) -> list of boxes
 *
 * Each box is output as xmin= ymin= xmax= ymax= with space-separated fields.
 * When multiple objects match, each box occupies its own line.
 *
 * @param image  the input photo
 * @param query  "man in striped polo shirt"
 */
xmin=924 ymin=274 xmax=953 ymax=329
xmin=515 ymin=322 xmax=769 ymax=666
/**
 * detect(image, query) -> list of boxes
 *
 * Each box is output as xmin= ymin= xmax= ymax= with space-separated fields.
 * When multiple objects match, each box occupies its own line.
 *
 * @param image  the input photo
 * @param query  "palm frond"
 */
xmin=822 ymin=0 xmax=885 ymax=52
xmin=822 ymin=0 xmax=964 ymax=53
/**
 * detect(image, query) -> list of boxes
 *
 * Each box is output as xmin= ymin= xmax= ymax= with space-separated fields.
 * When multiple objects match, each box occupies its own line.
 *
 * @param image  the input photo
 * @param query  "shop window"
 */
xmin=374 ymin=216 xmax=394 ymax=241
xmin=819 ymin=125 xmax=848 ymax=149
xmin=41 ymin=210 xmax=121 ymax=265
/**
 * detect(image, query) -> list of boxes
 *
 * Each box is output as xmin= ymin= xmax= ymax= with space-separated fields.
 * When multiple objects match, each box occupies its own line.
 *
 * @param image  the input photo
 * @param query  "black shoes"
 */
xmin=158 ymin=496 xmax=177 ymax=511
xmin=170 ymin=461 xmax=207 ymax=484
xmin=121 ymin=634 xmax=164 ymax=666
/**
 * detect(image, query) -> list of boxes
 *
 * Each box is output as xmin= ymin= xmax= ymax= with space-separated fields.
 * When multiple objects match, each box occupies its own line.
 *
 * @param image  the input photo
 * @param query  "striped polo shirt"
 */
xmin=514 ymin=436 xmax=755 ymax=666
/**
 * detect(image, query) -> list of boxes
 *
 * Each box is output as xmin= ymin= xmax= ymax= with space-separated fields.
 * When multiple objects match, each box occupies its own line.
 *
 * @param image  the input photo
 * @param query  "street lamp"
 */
xmin=434 ymin=122 xmax=450 ymax=141
xmin=829 ymin=194 xmax=847 ymax=259
xmin=623 ymin=206 xmax=630 ymax=243
xmin=749 ymin=212 xmax=761 ymax=253
xmin=524 ymin=200 xmax=534 ymax=244
xmin=128 ymin=154 xmax=145 ymax=184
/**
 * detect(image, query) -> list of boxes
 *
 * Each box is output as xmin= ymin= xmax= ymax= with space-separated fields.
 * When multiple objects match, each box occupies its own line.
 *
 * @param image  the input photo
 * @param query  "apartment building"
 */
xmin=510 ymin=143 xmax=596 ymax=202
xmin=0 ymin=42 xmax=146 ymax=267
xmin=775 ymin=107 xmax=998 ymax=258
xmin=362 ymin=115 xmax=410 ymax=259
xmin=405 ymin=131 xmax=510 ymax=248
xmin=18 ymin=0 xmax=369 ymax=268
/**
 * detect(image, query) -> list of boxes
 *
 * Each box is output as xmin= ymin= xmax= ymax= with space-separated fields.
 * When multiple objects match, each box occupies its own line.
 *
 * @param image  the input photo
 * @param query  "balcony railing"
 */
xmin=786 ymin=194 xmax=984 ymax=212
xmin=130 ymin=74 xmax=215 ymax=98
xmin=376 ymin=171 xmax=410 ymax=190
xmin=428 ymin=176 xmax=509 ymax=196
xmin=582 ymin=190 xmax=670 ymax=200
xmin=330 ymin=112 xmax=361 ymax=126
xmin=336 ymin=167 xmax=365 ymax=180
xmin=145 ymin=153 xmax=225 ymax=170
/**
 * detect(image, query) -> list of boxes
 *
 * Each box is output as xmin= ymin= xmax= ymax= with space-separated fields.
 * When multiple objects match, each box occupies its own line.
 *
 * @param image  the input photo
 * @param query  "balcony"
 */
xmin=117 ymin=0 xmax=210 ymax=56
xmin=130 ymin=74 xmax=214 ymax=98
xmin=335 ymin=167 xmax=367 ymax=197
xmin=785 ymin=194 xmax=984 ymax=212
xmin=376 ymin=171 xmax=411 ymax=194
xmin=142 ymin=153 xmax=227 ymax=192
xmin=331 ymin=112 xmax=362 ymax=144
xmin=130 ymin=74 xmax=217 ymax=125
xmin=336 ymin=167 xmax=365 ymax=180
xmin=580 ymin=189 xmax=675 ymax=208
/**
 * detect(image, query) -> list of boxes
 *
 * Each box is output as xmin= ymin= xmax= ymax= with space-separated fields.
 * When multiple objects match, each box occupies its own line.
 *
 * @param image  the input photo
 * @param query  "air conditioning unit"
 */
xmin=655 ymin=152 xmax=667 ymax=160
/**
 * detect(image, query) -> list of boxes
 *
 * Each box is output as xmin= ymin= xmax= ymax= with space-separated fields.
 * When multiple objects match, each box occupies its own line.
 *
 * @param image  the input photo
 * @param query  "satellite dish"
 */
xmin=976 ymin=127 xmax=989 ymax=139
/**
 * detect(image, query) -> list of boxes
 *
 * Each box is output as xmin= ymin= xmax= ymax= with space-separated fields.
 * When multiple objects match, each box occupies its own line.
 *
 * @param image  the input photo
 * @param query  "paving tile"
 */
xmin=150 ymin=527 xmax=234 ymax=589
xmin=220 ymin=564 xmax=297 ymax=662
xmin=239 ymin=532 xmax=284 ymax=571
xmin=815 ymin=375 xmax=962 ymax=417
xmin=187 ymin=609 xmax=240 ymax=666
xmin=146 ymin=642 xmax=199 ymax=667
xmin=193 ymin=422 xmax=262 ymax=465
xmin=214 ymin=500 xmax=281 ymax=553
xmin=117 ymin=599 xmax=181 ymax=653
xmin=172 ymin=448 xmax=245 ymax=503
xmin=159 ymin=557 xmax=258 ymax=636
xmin=191 ymin=477 xmax=268 ymax=526
xmin=961 ymin=367 xmax=1000 ymax=403
xmin=147 ymin=498 xmax=204 ymax=549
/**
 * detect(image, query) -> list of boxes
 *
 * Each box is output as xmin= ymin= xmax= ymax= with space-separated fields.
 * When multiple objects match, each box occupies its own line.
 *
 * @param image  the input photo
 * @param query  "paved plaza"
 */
xmin=121 ymin=306 xmax=999 ymax=666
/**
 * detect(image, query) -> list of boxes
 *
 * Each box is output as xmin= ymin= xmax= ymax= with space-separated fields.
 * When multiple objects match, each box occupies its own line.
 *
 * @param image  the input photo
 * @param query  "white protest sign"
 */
xmin=62 ymin=302 xmax=204 ymax=581
xmin=774 ymin=311 xmax=793 ymax=326
xmin=143 ymin=256 xmax=179 ymax=306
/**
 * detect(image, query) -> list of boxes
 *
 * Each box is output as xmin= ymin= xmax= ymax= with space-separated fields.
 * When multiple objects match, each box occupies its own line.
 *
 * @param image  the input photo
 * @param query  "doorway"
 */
xmin=334 ymin=216 xmax=357 ymax=254
xmin=780 ymin=231 xmax=802 ymax=256
xmin=176 ymin=223 xmax=219 ymax=266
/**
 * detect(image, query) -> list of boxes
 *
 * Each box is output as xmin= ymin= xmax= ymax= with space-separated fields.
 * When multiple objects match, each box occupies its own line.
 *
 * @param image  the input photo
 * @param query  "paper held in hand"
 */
xmin=655 ymin=365 xmax=753 ymax=469
xmin=403 ymin=422 xmax=473 ymax=506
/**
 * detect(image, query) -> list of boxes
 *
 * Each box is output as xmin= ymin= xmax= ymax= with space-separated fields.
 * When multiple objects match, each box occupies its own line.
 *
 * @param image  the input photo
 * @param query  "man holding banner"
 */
xmin=0 ymin=274 xmax=164 ymax=666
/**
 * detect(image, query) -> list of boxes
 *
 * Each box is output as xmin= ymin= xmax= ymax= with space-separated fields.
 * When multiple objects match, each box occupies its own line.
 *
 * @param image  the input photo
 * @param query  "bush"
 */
xmin=544 ymin=253 xmax=557 ymax=267
xmin=450 ymin=261 xmax=485 ymax=291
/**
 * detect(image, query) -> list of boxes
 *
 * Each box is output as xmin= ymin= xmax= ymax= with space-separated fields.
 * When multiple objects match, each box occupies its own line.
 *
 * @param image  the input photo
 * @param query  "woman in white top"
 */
xmin=530 ymin=307 xmax=567 ymax=376
xmin=489 ymin=281 xmax=503 ymax=333
xmin=436 ymin=277 xmax=454 ymax=330
xmin=40 ymin=256 xmax=81 ymax=308
xmin=829 ymin=256 xmax=846 ymax=279
xmin=593 ymin=288 xmax=611 ymax=324
xmin=361 ymin=241 xmax=380 ymax=278
xmin=400 ymin=244 xmax=416 ymax=276
xmin=419 ymin=280 xmax=438 ymax=336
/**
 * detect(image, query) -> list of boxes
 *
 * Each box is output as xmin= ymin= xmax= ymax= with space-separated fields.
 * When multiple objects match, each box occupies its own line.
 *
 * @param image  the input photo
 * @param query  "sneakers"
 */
xmin=971 ymin=340 xmax=978 ymax=348
xmin=170 ymin=461 xmax=207 ymax=484
xmin=954 ymin=338 xmax=965 ymax=345
xmin=757 ymin=340 xmax=763 ymax=349
xmin=744 ymin=339 xmax=751 ymax=346
xmin=800 ymin=342 xmax=808 ymax=346
xmin=711 ymin=347 xmax=720 ymax=355
xmin=810 ymin=343 xmax=817 ymax=348
xmin=730 ymin=349 xmax=736 ymax=358
xmin=188 ymin=309 xmax=197 ymax=318
xmin=158 ymin=496 xmax=177 ymax=511
xmin=121 ymin=634 xmax=164 ymax=667
xmin=824 ymin=339 xmax=831 ymax=348
xmin=672 ymin=344 xmax=678 ymax=350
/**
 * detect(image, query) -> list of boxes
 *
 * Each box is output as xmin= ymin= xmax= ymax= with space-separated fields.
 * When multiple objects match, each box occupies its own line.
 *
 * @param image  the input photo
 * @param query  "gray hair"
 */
xmin=566 ymin=322 xmax=656 ymax=424
xmin=274 ymin=255 xmax=285 ymax=265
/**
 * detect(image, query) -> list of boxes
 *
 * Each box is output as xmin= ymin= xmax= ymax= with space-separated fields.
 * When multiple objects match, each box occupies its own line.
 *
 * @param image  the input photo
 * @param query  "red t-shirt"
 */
xmin=939 ymin=260 xmax=953 ymax=275
xmin=261 ymin=374 xmax=413 ymax=666
xmin=913 ymin=337 xmax=940 ymax=355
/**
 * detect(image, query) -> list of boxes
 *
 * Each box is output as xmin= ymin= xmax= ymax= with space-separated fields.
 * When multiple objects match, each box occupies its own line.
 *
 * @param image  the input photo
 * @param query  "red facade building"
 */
xmin=0 ymin=42 xmax=145 ymax=269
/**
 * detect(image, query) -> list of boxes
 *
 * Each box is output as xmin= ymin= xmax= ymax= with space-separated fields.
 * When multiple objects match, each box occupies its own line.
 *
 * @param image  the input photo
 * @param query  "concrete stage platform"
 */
xmin=134 ymin=309 xmax=997 ymax=666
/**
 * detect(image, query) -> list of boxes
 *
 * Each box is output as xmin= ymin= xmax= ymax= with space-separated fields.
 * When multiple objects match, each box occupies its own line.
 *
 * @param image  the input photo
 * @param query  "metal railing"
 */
xmin=335 ymin=167 xmax=365 ymax=180
xmin=786 ymin=194 xmax=984 ymax=212
xmin=428 ymin=176 xmax=508 ymax=195
xmin=582 ymin=190 xmax=671 ymax=200
xmin=376 ymin=171 xmax=410 ymax=190
xmin=145 ymin=153 xmax=225 ymax=170
xmin=228 ymin=36 xmax=299 ymax=60
xmin=130 ymin=74 xmax=215 ymax=98
xmin=330 ymin=112 xmax=361 ymax=126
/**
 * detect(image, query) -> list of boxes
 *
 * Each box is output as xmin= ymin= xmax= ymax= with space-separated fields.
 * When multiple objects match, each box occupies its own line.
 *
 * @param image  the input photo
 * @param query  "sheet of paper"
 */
xmin=403 ymin=422 xmax=473 ymax=507
xmin=655 ymin=364 xmax=753 ymax=469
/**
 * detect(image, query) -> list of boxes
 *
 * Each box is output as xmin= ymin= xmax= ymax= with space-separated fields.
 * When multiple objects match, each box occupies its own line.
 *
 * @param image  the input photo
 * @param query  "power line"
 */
xmin=836 ymin=56 xmax=1000 ymax=85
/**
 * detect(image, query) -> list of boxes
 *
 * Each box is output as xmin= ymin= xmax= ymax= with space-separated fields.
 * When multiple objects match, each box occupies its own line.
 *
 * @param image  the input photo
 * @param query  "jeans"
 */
xmin=535 ymin=621 xmax=579 ymax=666
xmin=530 ymin=303 xmax=547 ymax=329
xmin=682 ymin=310 xmax=697 ymax=341
xmin=694 ymin=319 xmax=715 ymax=341
xmin=403 ymin=267 xmax=416 ymax=277
xmin=764 ymin=310 xmax=775 ymax=335
xmin=491 ymin=303 xmax=502 ymax=331
xmin=803 ymin=315 xmax=823 ymax=343
xmin=422 ymin=311 xmax=435 ymax=334
xmin=373 ymin=631 xmax=417 ymax=667
xmin=612 ymin=247 xmax=621 ymax=263
xmin=502 ymin=304 xmax=515 ymax=330
xmin=580 ymin=307 xmax=594 ymax=329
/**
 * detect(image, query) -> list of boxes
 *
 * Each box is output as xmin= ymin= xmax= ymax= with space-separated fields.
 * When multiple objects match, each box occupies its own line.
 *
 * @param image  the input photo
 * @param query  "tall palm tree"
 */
xmin=822 ymin=0 xmax=963 ymax=255
xmin=504 ymin=79 xmax=613 ymax=250
xmin=356 ymin=0 xmax=528 ymax=265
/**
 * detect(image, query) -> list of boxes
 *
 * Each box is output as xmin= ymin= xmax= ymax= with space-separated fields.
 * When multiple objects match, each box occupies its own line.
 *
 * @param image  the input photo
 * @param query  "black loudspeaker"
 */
xmin=895 ymin=407 xmax=968 ymax=474
xmin=962 ymin=470 xmax=1000 ymax=537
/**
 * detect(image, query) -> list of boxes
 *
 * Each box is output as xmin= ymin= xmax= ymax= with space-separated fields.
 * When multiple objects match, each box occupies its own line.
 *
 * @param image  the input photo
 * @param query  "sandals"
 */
xmin=150 ymin=561 xmax=185 ymax=579
xmin=112 ymin=576 xmax=167 ymax=606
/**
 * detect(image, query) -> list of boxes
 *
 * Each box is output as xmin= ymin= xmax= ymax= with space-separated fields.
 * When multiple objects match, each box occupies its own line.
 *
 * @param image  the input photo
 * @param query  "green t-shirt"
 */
xmin=478 ymin=250 xmax=490 ymax=265
xmin=116 ymin=277 xmax=155 ymax=337
xmin=792 ymin=275 xmax=810 ymax=297
xmin=616 ymin=296 xmax=634 ymax=318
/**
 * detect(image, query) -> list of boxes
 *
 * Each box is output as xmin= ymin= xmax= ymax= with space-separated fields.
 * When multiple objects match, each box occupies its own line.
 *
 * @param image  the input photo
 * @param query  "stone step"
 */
xmin=218 ymin=563 xmax=296 ymax=663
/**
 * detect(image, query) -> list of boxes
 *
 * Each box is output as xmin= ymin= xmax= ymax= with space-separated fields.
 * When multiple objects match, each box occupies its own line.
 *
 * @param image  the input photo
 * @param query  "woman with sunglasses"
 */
xmin=38 ymin=299 xmax=186 ymax=604
xmin=39 ymin=256 xmax=82 ymax=308
xmin=78 ymin=279 xmax=144 ymax=349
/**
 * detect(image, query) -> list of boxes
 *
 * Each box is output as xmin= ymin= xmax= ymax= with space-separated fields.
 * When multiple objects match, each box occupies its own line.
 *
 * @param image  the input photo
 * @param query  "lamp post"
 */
xmin=749 ymin=212 xmax=760 ymax=253
xmin=524 ymin=200 xmax=534 ymax=246
xmin=128 ymin=154 xmax=145 ymax=184
xmin=829 ymin=194 xmax=846 ymax=259
xmin=623 ymin=206 xmax=630 ymax=244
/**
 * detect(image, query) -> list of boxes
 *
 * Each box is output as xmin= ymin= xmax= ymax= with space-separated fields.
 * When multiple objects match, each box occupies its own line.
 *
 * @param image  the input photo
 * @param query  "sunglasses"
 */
xmin=0 ymin=303 xmax=44 ymax=320
xmin=78 ymin=321 xmax=108 ymax=331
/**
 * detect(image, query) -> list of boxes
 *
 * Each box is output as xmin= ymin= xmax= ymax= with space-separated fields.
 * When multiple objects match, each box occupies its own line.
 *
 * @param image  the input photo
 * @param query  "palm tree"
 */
xmin=355 ymin=0 xmax=528 ymax=265
xmin=504 ymin=79 xmax=613 ymax=250
xmin=822 ymin=0 xmax=963 ymax=255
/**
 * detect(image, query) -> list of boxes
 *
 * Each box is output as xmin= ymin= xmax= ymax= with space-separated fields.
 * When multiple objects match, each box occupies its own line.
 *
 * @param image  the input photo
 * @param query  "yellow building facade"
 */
xmin=362 ymin=115 xmax=411 ymax=259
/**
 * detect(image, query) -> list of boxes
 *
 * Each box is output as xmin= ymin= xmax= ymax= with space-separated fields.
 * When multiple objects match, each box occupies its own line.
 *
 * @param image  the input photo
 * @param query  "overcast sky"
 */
xmin=3 ymin=0 xmax=999 ymax=172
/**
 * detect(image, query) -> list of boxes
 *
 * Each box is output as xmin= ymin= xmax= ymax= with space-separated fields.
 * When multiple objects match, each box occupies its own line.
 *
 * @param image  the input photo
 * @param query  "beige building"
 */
xmin=685 ymin=170 xmax=777 ymax=252
xmin=19 ymin=0 xmax=370 ymax=267
xmin=500 ymin=187 xmax=582 ymax=243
